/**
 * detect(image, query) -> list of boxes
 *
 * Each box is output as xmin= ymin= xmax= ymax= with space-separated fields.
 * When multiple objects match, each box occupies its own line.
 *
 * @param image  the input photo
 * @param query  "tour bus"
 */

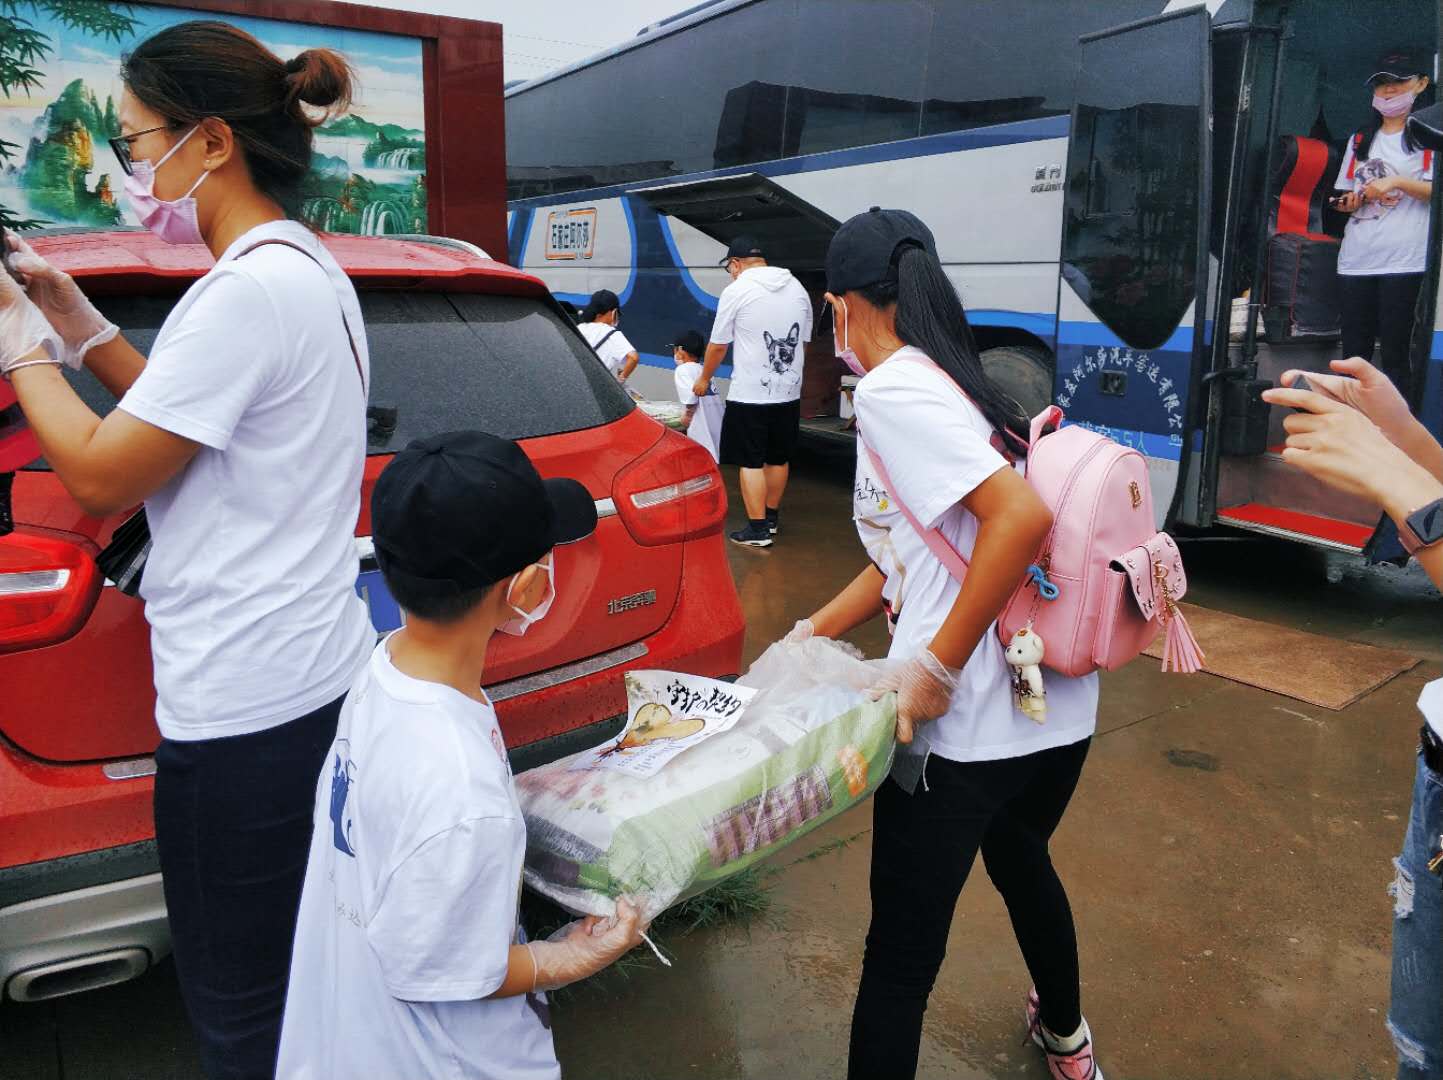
xmin=504 ymin=0 xmax=1443 ymax=558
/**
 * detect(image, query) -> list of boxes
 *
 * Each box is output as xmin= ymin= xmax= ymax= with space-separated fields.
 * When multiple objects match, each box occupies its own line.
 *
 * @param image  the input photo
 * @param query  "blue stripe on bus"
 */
xmin=970 ymin=309 xmax=1058 ymax=342
xmin=658 ymin=215 xmax=721 ymax=313
xmin=506 ymin=115 xmax=1070 ymax=211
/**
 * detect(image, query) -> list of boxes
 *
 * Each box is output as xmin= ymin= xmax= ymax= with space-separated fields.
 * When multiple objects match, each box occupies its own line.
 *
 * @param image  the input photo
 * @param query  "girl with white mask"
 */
xmin=0 ymin=20 xmax=371 ymax=1079
xmin=1331 ymin=46 xmax=1436 ymax=396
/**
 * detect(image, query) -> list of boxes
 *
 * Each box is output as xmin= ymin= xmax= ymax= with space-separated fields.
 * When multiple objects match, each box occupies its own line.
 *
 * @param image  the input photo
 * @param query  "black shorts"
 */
xmin=720 ymin=400 xmax=802 ymax=468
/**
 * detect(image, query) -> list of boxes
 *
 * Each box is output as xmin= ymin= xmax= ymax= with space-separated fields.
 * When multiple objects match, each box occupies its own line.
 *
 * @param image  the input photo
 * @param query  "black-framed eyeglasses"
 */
xmin=107 ymin=124 xmax=173 ymax=177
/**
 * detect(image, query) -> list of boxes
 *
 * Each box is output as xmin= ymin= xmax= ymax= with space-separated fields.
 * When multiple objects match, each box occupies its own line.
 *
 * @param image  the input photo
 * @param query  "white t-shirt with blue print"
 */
xmin=277 ymin=639 xmax=558 ymax=1080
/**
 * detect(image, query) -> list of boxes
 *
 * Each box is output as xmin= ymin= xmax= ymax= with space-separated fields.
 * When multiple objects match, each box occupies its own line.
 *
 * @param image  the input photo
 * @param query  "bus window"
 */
xmin=1061 ymin=13 xmax=1207 ymax=351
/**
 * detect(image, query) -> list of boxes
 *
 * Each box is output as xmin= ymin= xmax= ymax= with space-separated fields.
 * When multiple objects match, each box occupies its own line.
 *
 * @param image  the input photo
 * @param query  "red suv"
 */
xmin=0 ymin=229 xmax=744 ymax=1003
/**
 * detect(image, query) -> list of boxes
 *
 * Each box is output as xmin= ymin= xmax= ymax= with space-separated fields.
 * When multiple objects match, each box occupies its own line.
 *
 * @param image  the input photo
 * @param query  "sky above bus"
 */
xmin=370 ymin=0 xmax=695 ymax=83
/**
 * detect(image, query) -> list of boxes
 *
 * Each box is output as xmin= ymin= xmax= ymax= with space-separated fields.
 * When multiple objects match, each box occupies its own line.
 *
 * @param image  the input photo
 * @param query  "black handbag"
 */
xmin=96 ymin=508 xmax=151 ymax=597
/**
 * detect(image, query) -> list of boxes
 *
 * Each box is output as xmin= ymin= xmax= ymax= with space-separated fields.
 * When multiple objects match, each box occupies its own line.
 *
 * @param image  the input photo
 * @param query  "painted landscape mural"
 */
xmin=0 ymin=1 xmax=428 ymax=234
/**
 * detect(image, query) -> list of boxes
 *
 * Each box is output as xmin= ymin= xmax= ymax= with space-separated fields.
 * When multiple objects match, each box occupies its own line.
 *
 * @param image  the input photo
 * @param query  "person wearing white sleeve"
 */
xmin=693 ymin=235 xmax=813 ymax=547
xmin=794 ymin=209 xmax=1103 ymax=1080
xmin=278 ymin=431 xmax=646 ymax=1080
xmin=1330 ymin=46 xmax=1435 ymax=395
xmin=0 ymin=23 xmax=373 ymax=1077
xmin=578 ymin=288 xmax=639 ymax=383
xmin=671 ymin=328 xmax=723 ymax=461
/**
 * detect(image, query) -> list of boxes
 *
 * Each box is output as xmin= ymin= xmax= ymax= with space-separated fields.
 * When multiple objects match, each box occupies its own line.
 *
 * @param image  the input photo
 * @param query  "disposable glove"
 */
xmin=6 ymin=233 xmax=116 ymax=370
xmin=866 ymin=648 xmax=959 ymax=745
xmin=526 ymin=897 xmax=647 ymax=993
xmin=0 ymin=263 xmax=60 ymax=379
xmin=783 ymin=618 xmax=815 ymax=644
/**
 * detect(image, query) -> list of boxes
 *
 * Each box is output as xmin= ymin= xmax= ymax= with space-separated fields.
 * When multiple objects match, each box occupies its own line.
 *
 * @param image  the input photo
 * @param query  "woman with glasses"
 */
xmin=0 ymin=21 xmax=369 ymax=1078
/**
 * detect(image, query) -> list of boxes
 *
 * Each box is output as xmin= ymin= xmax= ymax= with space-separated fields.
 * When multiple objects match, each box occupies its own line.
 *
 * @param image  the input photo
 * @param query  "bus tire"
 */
xmin=980 ymin=345 xmax=1055 ymax=418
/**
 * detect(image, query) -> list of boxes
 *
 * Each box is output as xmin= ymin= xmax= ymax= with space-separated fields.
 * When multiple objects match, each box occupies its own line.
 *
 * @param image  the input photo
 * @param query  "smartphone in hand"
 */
xmin=1 ymin=228 xmax=25 ymax=286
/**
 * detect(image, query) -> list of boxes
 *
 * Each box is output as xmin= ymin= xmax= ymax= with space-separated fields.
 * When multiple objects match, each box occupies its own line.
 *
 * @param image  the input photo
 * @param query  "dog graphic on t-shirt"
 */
xmin=761 ymin=322 xmax=801 ymax=396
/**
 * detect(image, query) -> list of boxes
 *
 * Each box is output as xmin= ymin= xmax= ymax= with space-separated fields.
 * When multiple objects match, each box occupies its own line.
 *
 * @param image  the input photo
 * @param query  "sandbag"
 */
xmin=516 ymin=638 xmax=897 ymax=921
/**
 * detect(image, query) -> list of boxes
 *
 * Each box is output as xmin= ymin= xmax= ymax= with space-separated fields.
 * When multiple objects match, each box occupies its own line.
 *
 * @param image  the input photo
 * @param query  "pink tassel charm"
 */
xmin=1160 ymin=606 xmax=1205 ymax=674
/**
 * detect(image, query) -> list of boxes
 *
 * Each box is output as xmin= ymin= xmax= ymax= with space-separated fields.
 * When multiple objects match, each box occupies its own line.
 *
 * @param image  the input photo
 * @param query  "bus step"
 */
xmin=1215 ymin=503 xmax=1372 ymax=553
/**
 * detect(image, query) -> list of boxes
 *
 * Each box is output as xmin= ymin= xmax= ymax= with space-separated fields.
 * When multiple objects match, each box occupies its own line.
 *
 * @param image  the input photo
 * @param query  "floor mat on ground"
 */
xmin=1143 ymin=603 xmax=1420 ymax=710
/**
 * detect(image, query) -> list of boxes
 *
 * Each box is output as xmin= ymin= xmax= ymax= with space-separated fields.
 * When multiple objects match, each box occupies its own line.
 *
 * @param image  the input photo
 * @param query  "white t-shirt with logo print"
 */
xmin=277 ymin=639 xmax=559 ymax=1080
xmin=1334 ymin=129 xmax=1435 ymax=276
xmin=580 ymin=320 xmax=636 ymax=379
xmin=853 ymin=347 xmax=1098 ymax=762
xmin=708 ymin=265 xmax=813 ymax=404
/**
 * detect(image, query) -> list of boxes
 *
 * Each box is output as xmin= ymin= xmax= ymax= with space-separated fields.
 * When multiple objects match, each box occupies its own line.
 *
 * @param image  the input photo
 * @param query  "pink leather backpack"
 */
xmin=862 ymin=359 xmax=1203 ymax=679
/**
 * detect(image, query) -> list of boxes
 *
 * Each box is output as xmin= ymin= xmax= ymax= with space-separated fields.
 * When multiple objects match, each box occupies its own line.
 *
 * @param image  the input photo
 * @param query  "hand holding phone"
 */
xmin=1 ymin=229 xmax=24 ymax=287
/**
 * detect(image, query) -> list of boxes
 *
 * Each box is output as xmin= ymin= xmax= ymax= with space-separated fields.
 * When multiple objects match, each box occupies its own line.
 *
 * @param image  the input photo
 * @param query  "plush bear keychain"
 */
xmin=1005 ymin=626 xmax=1047 ymax=722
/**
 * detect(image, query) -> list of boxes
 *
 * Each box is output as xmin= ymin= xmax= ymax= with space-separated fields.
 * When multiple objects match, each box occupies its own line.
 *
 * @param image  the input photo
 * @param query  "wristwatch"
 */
xmin=1399 ymin=496 xmax=1443 ymax=554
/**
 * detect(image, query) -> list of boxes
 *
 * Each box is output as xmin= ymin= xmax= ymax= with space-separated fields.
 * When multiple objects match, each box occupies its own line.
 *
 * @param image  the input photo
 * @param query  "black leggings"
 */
xmin=154 ymin=695 xmax=343 ymax=1080
xmin=1339 ymin=272 xmax=1424 ymax=396
xmin=848 ymin=738 xmax=1091 ymax=1080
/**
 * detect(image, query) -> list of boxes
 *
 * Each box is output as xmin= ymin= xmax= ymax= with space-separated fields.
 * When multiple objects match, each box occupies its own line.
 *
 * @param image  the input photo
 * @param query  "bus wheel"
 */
xmin=980 ymin=345 xmax=1055 ymax=418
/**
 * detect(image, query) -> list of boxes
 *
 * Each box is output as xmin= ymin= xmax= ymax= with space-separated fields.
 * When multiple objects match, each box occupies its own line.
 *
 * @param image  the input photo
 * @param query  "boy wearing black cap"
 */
xmin=672 ymin=328 xmax=724 ymax=461
xmin=693 ymin=235 xmax=813 ymax=547
xmin=277 ymin=431 xmax=646 ymax=1080
xmin=579 ymin=288 xmax=640 ymax=383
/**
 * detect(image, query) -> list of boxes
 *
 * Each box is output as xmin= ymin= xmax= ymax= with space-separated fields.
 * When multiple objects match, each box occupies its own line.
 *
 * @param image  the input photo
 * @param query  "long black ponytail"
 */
xmin=858 ymin=244 xmax=1030 ymax=448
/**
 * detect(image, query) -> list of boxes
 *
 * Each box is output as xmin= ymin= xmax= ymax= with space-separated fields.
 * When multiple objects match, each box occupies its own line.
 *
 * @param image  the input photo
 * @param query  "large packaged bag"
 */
xmin=516 ymin=638 xmax=896 ymax=921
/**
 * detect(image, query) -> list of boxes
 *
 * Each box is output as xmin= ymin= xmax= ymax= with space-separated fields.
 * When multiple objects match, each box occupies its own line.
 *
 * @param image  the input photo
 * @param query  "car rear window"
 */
xmin=27 ymin=289 xmax=632 ymax=467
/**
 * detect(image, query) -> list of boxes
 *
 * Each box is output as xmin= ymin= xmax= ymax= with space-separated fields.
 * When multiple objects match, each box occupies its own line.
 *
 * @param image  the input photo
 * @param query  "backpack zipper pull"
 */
xmin=1026 ymin=559 xmax=1060 ymax=601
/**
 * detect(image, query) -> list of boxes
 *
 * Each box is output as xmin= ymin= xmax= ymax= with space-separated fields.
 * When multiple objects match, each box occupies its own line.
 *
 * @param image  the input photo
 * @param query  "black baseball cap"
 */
xmin=826 ymin=206 xmax=937 ymax=294
xmin=670 ymin=329 xmax=705 ymax=357
xmin=584 ymin=288 xmax=620 ymax=316
xmin=1367 ymin=46 xmax=1432 ymax=84
xmin=718 ymin=234 xmax=765 ymax=265
xmin=371 ymin=431 xmax=596 ymax=603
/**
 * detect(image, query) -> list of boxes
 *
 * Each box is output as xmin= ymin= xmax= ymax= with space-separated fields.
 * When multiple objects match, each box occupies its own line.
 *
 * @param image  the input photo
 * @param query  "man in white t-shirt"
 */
xmin=693 ymin=236 xmax=813 ymax=547
xmin=578 ymin=288 xmax=639 ymax=383
xmin=671 ymin=328 xmax=723 ymax=461
xmin=277 ymin=431 xmax=647 ymax=1080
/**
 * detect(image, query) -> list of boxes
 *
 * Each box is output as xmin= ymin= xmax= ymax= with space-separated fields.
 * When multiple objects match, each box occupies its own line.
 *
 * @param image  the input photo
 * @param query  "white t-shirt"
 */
xmin=853 ymin=347 xmax=1099 ymax=762
xmin=579 ymin=320 xmax=635 ymax=379
xmin=1417 ymin=679 xmax=1443 ymax=739
xmin=674 ymin=360 xmax=703 ymax=405
xmin=708 ymin=266 xmax=813 ymax=404
xmin=118 ymin=220 xmax=372 ymax=741
xmin=277 ymin=640 xmax=559 ymax=1080
xmin=1334 ymin=129 xmax=1435 ymax=276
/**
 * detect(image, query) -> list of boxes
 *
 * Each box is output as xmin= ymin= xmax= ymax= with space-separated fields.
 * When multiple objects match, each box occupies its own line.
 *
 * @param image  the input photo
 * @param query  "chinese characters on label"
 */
xmin=1056 ymin=344 xmax=1185 ymax=445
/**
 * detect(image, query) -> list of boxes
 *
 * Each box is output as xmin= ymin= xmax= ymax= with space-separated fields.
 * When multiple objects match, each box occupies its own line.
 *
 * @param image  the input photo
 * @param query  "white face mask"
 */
xmin=497 ymin=555 xmax=555 ymax=637
xmin=831 ymin=297 xmax=866 ymax=378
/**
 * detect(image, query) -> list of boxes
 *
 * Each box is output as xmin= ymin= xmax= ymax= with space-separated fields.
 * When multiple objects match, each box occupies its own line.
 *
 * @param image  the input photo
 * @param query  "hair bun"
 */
xmin=283 ymin=48 xmax=354 ymax=116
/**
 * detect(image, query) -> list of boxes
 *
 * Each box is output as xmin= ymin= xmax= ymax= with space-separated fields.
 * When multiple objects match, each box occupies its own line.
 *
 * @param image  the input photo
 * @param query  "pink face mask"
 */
xmin=123 ymin=126 xmax=209 ymax=246
xmin=497 ymin=555 xmax=555 ymax=637
xmin=832 ymin=297 xmax=867 ymax=378
xmin=1373 ymin=88 xmax=1419 ymax=118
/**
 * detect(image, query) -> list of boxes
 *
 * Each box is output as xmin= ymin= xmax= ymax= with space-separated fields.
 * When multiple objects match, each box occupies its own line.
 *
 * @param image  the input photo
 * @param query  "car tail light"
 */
xmin=0 ymin=531 xmax=101 ymax=653
xmin=613 ymin=431 xmax=727 ymax=546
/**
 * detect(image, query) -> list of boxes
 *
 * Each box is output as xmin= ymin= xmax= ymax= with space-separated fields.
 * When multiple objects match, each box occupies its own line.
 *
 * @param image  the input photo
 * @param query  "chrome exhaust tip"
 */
xmin=5 ymin=948 xmax=151 ymax=1002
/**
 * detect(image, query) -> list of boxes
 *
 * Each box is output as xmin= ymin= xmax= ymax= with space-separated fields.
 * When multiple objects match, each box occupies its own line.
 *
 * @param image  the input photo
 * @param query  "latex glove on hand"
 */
xmin=783 ymin=618 xmax=815 ymax=645
xmin=866 ymin=648 xmax=959 ymax=745
xmin=6 ymin=233 xmax=116 ymax=370
xmin=0 ymin=263 xmax=61 ymax=379
xmin=527 ymin=897 xmax=647 ymax=993
xmin=1279 ymin=358 xmax=1414 ymax=447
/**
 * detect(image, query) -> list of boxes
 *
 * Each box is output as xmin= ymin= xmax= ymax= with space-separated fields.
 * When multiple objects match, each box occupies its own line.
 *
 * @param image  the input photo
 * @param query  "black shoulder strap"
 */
xmin=593 ymin=326 xmax=621 ymax=352
xmin=235 ymin=238 xmax=366 ymax=395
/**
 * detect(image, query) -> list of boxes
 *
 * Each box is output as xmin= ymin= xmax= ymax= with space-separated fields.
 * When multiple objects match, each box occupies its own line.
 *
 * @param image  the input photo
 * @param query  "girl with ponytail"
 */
xmin=0 ymin=21 xmax=373 ymax=1076
xmin=784 ymin=209 xmax=1105 ymax=1079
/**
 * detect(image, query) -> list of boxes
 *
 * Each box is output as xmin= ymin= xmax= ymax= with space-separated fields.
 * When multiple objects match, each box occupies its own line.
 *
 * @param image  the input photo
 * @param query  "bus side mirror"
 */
xmin=1406 ymin=102 xmax=1443 ymax=151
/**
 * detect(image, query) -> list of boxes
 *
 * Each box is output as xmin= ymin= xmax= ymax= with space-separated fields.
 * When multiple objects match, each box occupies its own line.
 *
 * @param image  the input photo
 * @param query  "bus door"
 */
xmin=1054 ymin=7 xmax=1213 ymax=528
xmin=631 ymin=174 xmax=846 ymax=423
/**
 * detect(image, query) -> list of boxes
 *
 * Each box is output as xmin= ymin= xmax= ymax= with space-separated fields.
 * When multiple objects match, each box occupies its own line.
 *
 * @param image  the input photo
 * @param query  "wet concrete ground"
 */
xmin=3 ymin=441 xmax=1438 ymax=1079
